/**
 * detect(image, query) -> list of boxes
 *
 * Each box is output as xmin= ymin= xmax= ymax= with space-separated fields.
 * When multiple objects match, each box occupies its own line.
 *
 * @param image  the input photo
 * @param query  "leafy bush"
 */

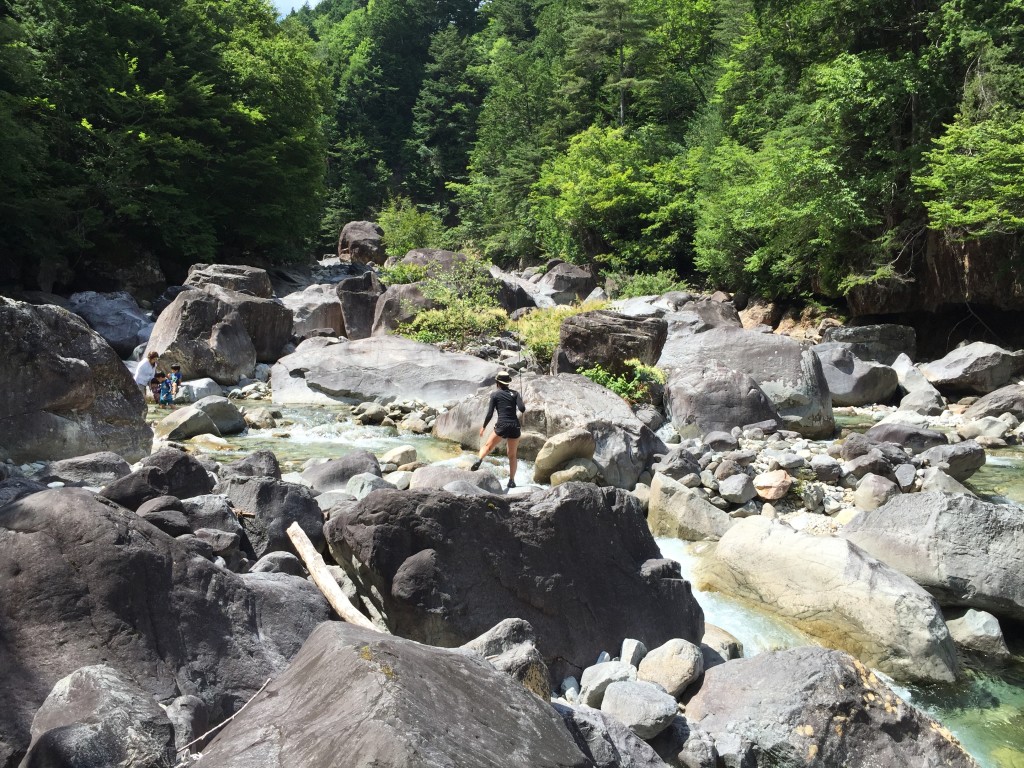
xmin=379 ymin=263 xmax=429 ymax=286
xmin=378 ymin=196 xmax=447 ymax=259
xmin=613 ymin=269 xmax=691 ymax=299
xmin=395 ymin=256 xmax=506 ymax=346
xmin=578 ymin=359 xmax=666 ymax=405
xmin=398 ymin=306 xmax=507 ymax=346
xmin=512 ymin=300 xmax=608 ymax=368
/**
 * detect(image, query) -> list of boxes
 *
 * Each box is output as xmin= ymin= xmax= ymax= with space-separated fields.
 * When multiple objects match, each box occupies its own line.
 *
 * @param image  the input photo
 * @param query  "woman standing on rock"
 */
xmin=472 ymin=371 xmax=526 ymax=488
xmin=133 ymin=350 xmax=159 ymax=399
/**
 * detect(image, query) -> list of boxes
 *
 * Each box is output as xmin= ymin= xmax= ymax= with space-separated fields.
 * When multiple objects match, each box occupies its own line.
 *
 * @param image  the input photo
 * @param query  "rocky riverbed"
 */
xmin=4 ymin=259 xmax=1024 ymax=767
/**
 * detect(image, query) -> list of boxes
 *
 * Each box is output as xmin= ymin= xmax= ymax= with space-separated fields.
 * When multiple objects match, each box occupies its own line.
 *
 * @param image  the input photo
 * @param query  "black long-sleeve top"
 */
xmin=482 ymin=388 xmax=526 ymax=427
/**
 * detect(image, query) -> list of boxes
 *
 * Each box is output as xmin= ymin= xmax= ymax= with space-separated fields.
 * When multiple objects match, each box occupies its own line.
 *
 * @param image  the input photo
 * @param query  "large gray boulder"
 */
xmin=68 ymin=290 xmax=152 ymax=357
xmin=821 ymin=324 xmax=916 ymax=365
xmin=661 ymin=298 xmax=742 ymax=336
xmin=371 ymin=282 xmax=438 ymax=336
xmin=843 ymin=493 xmax=1024 ymax=620
xmin=35 ymin=451 xmax=132 ymax=487
xmin=963 ymin=383 xmax=1024 ymax=420
xmin=658 ymin=327 xmax=834 ymax=438
xmin=812 ymin=343 xmax=898 ymax=406
xmin=556 ymin=704 xmax=669 ymax=768
xmin=300 ymin=451 xmax=382 ymax=492
xmin=324 ymin=484 xmax=704 ymax=682
xmin=272 ymin=336 xmax=500 ymax=408
xmin=337 ymin=220 xmax=385 ymax=264
xmin=280 ymin=284 xmax=344 ymax=339
xmin=433 ymin=374 xmax=666 ymax=489
xmin=918 ymin=440 xmax=985 ymax=482
xmin=409 ymin=465 xmax=503 ymax=494
xmin=664 ymin=360 xmax=780 ymax=438
xmin=863 ymin=422 xmax=948 ymax=453
xmin=191 ymin=395 xmax=246 ymax=435
xmin=240 ymin=573 xmax=332 ymax=664
xmin=220 ymin=476 xmax=324 ymax=558
xmin=551 ymin=310 xmax=668 ymax=377
xmin=336 ymin=271 xmax=384 ymax=340
xmin=22 ymin=665 xmax=176 ymax=768
xmin=647 ymin=472 xmax=734 ymax=541
xmin=145 ymin=288 xmax=256 ymax=383
xmin=686 ymin=648 xmax=976 ymax=768
xmin=0 ymin=488 xmax=316 ymax=766
xmin=0 ymin=298 xmax=151 ymax=462
xmin=194 ymin=622 xmax=592 ymax=768
xmin=537 ymin=262 xmax=598 ymax=304
xmin=396 ymin=247 xmax=467 ymax=274
xmin=184 ymin=263 xmax=274 ymax=298
xmin=921 ymin=341 xmax=1024 ymax=395
xmin=694 ymin=516 xmax=958 ymax=684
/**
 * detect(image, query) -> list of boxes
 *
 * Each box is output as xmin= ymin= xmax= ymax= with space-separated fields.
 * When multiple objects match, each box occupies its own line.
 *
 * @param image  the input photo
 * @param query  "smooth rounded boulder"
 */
xmin=0 ymin=298 xmax=151 ymax=463
xmin=271 ymin=336 xmax=500 ymax=408
xmin=325 ymin=483 xmax=704 ymax=682
xmin=694 ymin=516 xmax=958 ymax=684
xmin=281 ymin=284 xmax=344 ymax=339
xmin=68 ymin=290 xmax=152 ymax=357
xmin=685 ymin=647 xmax=976 ymax=768
xmin=337 ymin=220 xmax=385 ymax=264
xmin=193 ymin=622 xmax=592 ymax=768
xmin=664 ymin=360 xmax=780 ymax=438
xmin=921 ymin=341 xmax=1024 ymax=395
xmin=812 ymin=343 xmax=898 ymax=406
xmin=221 ymin=476 xmax=324 ymax=558
xmin=658 ymin=327 xmax=834 ymax=438
xmin=842 ymin=492 xmax=1024 ymax=620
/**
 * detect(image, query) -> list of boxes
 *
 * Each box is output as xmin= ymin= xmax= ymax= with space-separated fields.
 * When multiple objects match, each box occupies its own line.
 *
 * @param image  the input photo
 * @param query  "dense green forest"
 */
xmin=1 ymin=0 xmax=1022 ymax=300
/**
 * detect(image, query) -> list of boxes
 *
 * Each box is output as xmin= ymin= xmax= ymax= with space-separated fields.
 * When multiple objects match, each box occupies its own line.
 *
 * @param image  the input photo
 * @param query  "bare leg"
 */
xmin=507 ymin=438 xmax=520 ymax=484
xmin=476 ymin=431 xmax=503 ymax=463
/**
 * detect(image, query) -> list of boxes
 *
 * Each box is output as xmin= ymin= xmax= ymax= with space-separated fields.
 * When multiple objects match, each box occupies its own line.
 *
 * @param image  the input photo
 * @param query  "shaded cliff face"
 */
xmin=848 ymin=232 xmax=1024 ymax=316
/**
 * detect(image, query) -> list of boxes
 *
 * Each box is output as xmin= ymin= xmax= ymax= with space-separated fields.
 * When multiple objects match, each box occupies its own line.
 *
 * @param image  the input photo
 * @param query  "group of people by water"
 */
xmin=132 ymin=350 xmax=180 ymax=408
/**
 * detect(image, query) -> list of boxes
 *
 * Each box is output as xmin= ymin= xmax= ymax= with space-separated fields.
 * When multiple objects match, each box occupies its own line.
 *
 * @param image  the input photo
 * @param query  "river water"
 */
xmin=169 ymin=403 xmax=1024 ymax=767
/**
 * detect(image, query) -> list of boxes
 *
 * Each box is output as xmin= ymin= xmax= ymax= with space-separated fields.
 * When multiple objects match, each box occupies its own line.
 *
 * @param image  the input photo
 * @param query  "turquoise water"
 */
xmin=658 ymin=536 xmax=1024 ymax=768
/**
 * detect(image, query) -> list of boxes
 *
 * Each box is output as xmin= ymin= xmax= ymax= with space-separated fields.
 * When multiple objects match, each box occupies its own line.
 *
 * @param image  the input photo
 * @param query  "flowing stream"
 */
xmin=170 ymin=403 xmax=1024 ymax=767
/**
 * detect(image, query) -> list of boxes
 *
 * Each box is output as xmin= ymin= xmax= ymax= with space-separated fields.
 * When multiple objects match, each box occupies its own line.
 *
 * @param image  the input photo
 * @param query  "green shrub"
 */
xmin=378 ymin=197 xmax=447 ymax=259
xmin=512 ymin=300 xmax=608 ymax=368
xmin=613 ymin=269 xmax=691 ymax=299
xmin=379 ymin=263 xmax=430 ymax=286
xmin=578 ymin=359 xmax=665 ymax=405
xmin=398 ymin=306 xmax=507 ymax=346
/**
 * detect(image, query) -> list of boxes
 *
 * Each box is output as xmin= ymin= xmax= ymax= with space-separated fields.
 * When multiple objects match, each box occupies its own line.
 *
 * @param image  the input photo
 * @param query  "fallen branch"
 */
xmin=286 ymin=521 xmax=381 ymax=632
xmin=175 ymin=677 xmax=270 ymax=754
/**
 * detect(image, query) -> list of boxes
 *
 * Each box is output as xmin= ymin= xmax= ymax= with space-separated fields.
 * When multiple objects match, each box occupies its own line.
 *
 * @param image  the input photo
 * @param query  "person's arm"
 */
xmin=481 ymin=393 xmax=496 ymax=429
xmin=516 ymin=391 xmax=526 ymax=415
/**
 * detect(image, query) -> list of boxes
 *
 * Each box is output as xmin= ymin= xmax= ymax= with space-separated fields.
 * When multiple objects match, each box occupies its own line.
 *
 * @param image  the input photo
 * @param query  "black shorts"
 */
xmin=494 ymin=420 xmax=521 ymax=439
